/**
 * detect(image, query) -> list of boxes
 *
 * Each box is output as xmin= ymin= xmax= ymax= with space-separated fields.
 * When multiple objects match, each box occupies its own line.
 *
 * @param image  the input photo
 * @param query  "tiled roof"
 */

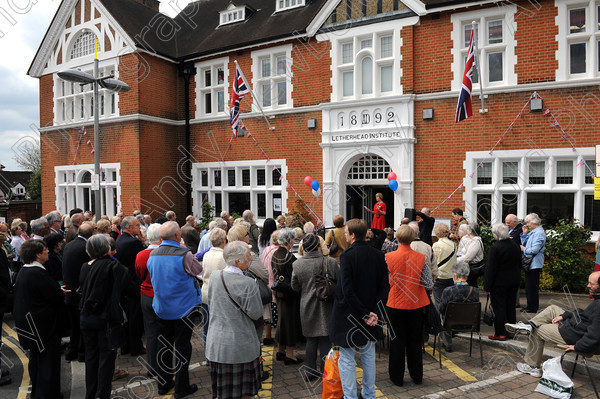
xmin=100 ymin=0 xmax=330 ymax=60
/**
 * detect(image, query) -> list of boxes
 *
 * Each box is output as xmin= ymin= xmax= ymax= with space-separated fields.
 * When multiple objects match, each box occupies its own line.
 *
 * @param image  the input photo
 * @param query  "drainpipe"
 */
xmin=180 ymin=62 xmax=196 ymax=216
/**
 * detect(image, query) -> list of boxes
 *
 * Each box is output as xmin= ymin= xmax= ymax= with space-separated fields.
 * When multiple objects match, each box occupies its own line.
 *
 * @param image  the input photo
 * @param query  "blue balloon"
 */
xmin=388 ymin=179 xmax=398 ymax=191
xmin=311 ymin=180 xmax=320 ymax=191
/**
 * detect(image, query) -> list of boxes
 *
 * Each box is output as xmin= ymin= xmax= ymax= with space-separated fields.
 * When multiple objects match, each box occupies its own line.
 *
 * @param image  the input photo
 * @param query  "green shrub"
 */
xmin=198 ymin=201 xmax=215 ymax=231
xmin=544 ymin=219 xmax=593 ymax=293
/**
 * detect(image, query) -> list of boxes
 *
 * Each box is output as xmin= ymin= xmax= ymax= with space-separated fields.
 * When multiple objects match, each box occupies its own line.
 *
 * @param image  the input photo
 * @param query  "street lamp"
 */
xmin=58 ymin=59 xmax=130 ymax=219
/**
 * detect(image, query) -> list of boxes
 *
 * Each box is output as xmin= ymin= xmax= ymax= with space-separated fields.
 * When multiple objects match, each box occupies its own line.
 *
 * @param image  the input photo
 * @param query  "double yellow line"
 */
xmin=2 ymin=322 xmax=30 ymax=399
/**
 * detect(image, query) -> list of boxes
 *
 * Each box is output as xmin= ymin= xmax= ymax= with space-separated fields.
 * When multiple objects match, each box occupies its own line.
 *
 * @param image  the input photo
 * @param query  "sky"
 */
xmin=0 ymin=0 xmax=190 ymax=171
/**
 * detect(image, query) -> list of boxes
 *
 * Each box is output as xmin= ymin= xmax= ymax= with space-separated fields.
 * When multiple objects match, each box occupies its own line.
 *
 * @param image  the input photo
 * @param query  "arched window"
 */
xmin=70 ymin=31 xmax=100 ymax=60
xmin=361 ymin=57 xmax=373 ymax=95
xmin=347 ymin=155 xmax=391 ymax=183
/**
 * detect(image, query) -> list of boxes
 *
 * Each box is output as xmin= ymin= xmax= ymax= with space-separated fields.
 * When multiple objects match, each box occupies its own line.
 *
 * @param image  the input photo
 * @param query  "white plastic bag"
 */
xmin=535 ymin=356 xmax=574 ymax=399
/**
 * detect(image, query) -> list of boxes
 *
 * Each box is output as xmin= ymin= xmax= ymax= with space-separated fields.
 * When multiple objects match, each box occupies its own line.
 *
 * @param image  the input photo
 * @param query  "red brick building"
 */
xmin=29 ymin=0 xmax=600 ymax=231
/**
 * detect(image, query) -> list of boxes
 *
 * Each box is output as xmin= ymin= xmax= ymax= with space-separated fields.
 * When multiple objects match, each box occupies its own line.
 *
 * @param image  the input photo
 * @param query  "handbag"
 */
xmin=483 ymin=293 xmax=495 ymax=326
xmin=327 ymin=230 xmax=339 ymax=255
xmin=315 ymin=256 xmax=336 ymax=302
xmin=245 ymin=269 xmax=271 ymax=305
xmin=521 ymin=253 xmax=534 ymax=272
xmin=426 ymin=297 xmax=443 ymax=335
xmin=221 ymin=272 xmax=264 ymax=329
xmin=271 ymin=271 xmax=294 ymax=297
xmin=468 ymin=240 xmax=486 ymax=277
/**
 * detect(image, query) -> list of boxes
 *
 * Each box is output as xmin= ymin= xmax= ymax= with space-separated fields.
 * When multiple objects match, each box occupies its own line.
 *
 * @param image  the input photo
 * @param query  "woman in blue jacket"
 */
xmin=520 ymin=213 xmax=546 ymax=313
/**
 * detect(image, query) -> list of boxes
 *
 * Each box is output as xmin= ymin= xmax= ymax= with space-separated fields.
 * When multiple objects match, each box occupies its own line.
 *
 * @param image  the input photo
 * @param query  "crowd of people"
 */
xmin=0 ymin=204 xmax=597 ymax=399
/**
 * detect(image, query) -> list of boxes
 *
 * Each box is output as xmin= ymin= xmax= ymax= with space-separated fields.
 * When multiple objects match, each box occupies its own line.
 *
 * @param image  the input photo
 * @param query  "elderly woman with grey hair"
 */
xmin=291 ymin=234 xmax=339 ymax=380
xmin=484 ymin=223 xmax=522 ymax=340
xmin=519 ymin=213 xmax=546 ymax=313
xmin=79 ymin=234 xmax=129 ymax=399
xmin=206 ymin=241 xmax=263 ymax=399
xmin=272 ymin=228 xmax=304 ymax=364
xmin=436 ymin=262 xmax=480 ymax=352
xmin=456 ymin=223 xmax=484 ymax=287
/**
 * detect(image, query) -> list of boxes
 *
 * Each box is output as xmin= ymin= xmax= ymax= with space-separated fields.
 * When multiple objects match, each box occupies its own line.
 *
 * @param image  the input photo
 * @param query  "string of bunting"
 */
xmin=431 ymin=92 xmax=596 ymax=214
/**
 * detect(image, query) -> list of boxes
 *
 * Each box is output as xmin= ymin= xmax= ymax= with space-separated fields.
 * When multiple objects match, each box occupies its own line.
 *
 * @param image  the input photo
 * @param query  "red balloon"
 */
xmin=304 ymin=176 xmax=313 ymax=187
xmin=387 ymin=172 xmax=397 ymax=181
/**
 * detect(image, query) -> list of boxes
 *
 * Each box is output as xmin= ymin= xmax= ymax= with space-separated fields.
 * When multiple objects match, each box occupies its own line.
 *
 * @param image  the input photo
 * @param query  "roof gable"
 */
xmin=28 ymin=0 xmax=139 ymax=77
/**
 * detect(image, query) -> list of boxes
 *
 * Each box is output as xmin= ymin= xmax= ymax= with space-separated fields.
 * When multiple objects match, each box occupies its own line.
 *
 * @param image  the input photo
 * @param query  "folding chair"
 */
xmin=560 ymin=348 xmax=600 ymax=399
xmin=432 ymin=301 xmax=483 ymax=368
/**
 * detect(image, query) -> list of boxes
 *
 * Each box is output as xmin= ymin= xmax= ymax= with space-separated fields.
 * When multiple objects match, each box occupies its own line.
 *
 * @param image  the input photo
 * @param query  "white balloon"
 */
xmin=312 ymin=188 xmax=321 ymax=197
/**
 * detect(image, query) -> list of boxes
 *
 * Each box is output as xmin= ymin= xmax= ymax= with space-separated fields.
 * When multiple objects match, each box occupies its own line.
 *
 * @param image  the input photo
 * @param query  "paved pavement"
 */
xmin=0 ymin=291 xmax=598 ymax=398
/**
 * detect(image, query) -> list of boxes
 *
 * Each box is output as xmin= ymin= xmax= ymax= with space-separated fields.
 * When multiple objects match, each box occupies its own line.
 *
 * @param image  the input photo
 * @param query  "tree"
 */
xmin=12 ymin=139 xmax=41 ymax=200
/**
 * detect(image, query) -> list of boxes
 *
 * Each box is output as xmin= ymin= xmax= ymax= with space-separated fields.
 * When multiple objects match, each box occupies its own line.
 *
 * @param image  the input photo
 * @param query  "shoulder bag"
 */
xmin=244 ymin=269 xmax=271 ymax=305
xmin=221 ymin=271 xmax=264 ymax=329
xmin=327 ymin=230 xmax=339 ymax=255
xmin=468 ymin=240 xmax=486 ymax=278
xmin=314 ymin=256 xmax=336 ymax=302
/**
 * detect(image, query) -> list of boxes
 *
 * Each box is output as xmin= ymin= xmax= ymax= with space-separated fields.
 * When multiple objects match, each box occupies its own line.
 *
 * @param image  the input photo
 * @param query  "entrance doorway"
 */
xmin=346 ymin=185 xmax=394 ymax=229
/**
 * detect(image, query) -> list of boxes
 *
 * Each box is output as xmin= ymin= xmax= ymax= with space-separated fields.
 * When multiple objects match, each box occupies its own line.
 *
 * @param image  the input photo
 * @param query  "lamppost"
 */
xmin=58 ymin=58 xmax=130 ymax=219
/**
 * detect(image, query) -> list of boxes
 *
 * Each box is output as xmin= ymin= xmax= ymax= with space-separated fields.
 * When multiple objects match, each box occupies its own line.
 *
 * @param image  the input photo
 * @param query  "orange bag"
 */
xmin=322 ymin=348 xmax=343 ymax=399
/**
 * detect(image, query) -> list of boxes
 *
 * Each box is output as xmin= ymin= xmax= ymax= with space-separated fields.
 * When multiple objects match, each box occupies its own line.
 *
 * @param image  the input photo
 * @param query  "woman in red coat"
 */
xmin=367 ymin=192 xmax=387 ymax=229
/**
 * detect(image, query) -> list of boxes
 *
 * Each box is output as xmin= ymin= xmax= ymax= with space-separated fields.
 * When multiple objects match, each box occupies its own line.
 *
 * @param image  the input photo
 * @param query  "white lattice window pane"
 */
xmin=529 ymin=161 xmax=545 ymax=184
xmin=488 ymin=20 xmax=503 ymax=44
xmin=277 ymin=81 xmax=286 ymax=105
xmin=261 ymin=58 xmax=271 ymax=78
xmin=585 ymin=160 xmax=594 ymax=184
xmin=503 ymin=161 xmax=518 ymax=184
xmin=361 ymin=57 xmax=373 ymax=95
xmin=361 ymin=39 xmax=372 ymax=49
xmin=477 ymin=162 xmax=492 ymax=184
xmin=217 ymin=91 xmax=224 ymax=113
xmin=570 ymin=8 xmax=586 ymax=33
xmin=556 ymin=160 xmax=573 ymax=184
xmin=380 ymin=36 xmax=392 ymax=58
xmin=204 ymin=69 xmax=211 ymax=87
xmin=217 ymin=67 xmax=224 ymax=85
xmin=342 ymin=42 xmax=353 ymax=63
xmin=343 ymin=71 xmax=353 ymax=96
xmin=276 ymin=56 xmax=286 ymax=75
xmin=262 ymin=83 xmax=271 ymax=107
xmin=464 ymin=24 xmax=477 ymax=48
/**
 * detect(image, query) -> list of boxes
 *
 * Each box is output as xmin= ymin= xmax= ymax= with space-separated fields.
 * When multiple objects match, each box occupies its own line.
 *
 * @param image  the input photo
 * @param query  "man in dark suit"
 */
xmin=181 ymin=215 xmax=200 ymax=254
xmin=505 ymin=214 xmax=523 ymax=241
xmin=116 ymin=216 xmax=146 ymax=356
xmin=65 ymin=212 xmax=84 ymax=243
xmin=13 ymin=240 xmax=64 ymax=398
xmin=330 ymin=219 xmax=389 ymax=399
xmin=62 ymin=221 xmax=94 ymax=361
xmin=415 ymin=207 xmax=435 ymax=246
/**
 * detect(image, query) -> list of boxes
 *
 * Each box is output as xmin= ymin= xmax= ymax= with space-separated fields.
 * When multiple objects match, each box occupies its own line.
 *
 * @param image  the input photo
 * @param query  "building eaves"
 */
xmin=421 ymin=0 xmax=485 ymax=10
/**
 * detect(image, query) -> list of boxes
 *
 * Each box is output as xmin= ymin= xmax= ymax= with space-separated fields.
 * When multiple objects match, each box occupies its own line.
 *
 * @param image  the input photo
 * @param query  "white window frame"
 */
xmin=70 ymin=30 xmax=101 ymax=60
xmin=219 ymin=4 xmax=246 ymax=26
xmin=451 ymin=6 xmax=517 ymax=92
xmin=55 ymin=163 xmax=121 ymax=217
xmin=251 ymin=45 xmax=293 ymax=111
xmin=53 ymin=60 xmax=120 ymax=125
xmin=329 ymin=19 xmax=412 ymax=102
xmin=462 ymin=147 xmax=596 ymax=232
xmin=556 ymin=0 xmax=600 ymax=80
xmin=276 ymin=0 xmax=306 ymax=12
xmin=195 ymin=57 xmax=229 ymax=119
xmin=191 ymin=160 xmax=287 ymax=224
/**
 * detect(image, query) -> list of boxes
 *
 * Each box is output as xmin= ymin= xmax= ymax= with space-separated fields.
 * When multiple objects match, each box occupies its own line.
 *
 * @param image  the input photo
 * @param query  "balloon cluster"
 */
xmin=304 ymin=176 xmax=321 ymax=196
xmin=387 ymin=172 xmax=399 ymax=191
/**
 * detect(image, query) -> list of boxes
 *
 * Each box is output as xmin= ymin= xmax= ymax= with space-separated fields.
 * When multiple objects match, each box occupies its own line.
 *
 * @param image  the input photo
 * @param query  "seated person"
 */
xmin=437 ymin=263 xmax=480 ymax=352
xmin=506 ymin=271 xmax=600 ymax=378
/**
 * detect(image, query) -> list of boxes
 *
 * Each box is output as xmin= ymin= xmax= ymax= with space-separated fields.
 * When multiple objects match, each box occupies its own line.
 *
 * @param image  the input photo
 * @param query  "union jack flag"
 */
xmin=455 ymin=28 xmax=475 ymax=122
xmin=230 ymin=64 xmax=250 ymax=137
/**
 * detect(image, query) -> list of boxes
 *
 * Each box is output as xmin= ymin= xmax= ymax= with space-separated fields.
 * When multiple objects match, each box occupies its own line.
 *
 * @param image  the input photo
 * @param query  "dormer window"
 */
xmin=219 ymin=3 xmax=248 ymax=26
xmin=276 ymin=0 xmax=305 ymax=12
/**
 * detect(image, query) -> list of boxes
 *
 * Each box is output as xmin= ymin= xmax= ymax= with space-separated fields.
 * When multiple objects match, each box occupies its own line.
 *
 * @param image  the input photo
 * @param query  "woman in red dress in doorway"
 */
xmin=367 ymin=192 xmax=387 ymax=229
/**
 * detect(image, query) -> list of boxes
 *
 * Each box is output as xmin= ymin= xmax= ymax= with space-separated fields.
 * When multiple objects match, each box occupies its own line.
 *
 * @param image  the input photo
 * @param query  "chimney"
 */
xmin=136 ymin=0 xmax=160 ymax=12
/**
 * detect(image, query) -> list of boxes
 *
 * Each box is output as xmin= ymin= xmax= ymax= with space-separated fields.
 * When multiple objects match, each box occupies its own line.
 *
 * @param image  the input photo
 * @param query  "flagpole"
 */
xmin=472 ymin=21 xmax=487 ymax=114
xmin=233 ymin=60 xmax=275 ymax=131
